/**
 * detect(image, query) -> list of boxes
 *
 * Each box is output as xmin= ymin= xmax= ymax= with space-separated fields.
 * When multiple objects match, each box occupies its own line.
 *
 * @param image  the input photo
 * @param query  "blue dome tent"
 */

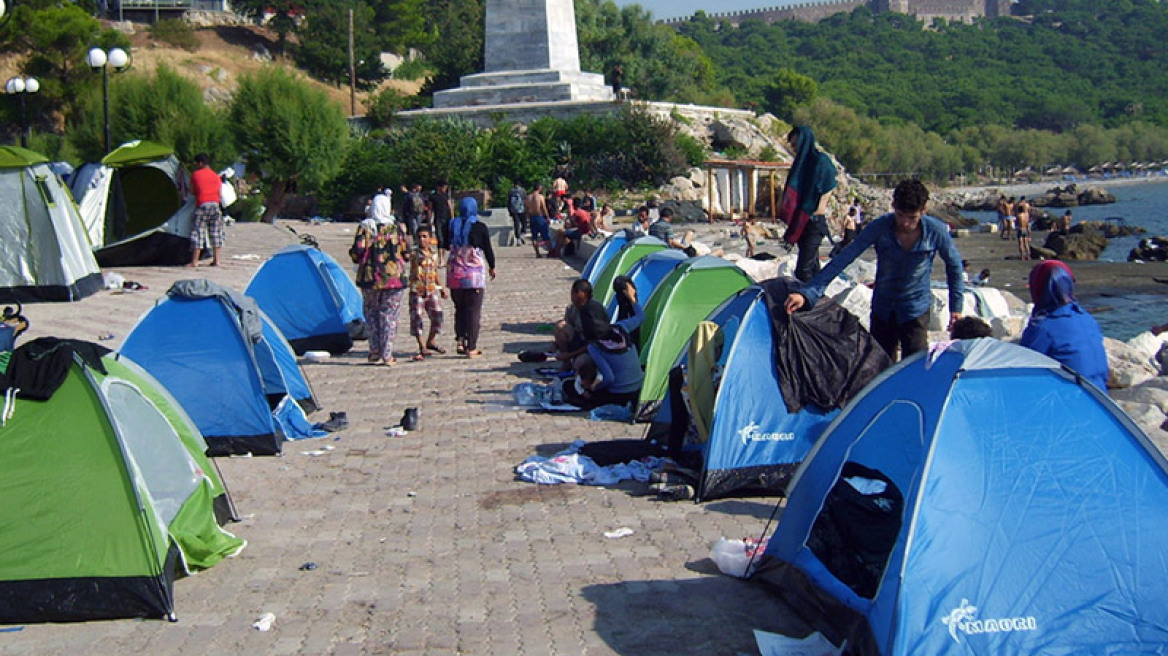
xmin=245 ymin=245 xmax=365 ymax=355
xmin=121 ymin=280 xmax=318 ymax=456
xmin=752 ymin=339 xmax=1168 ymax=655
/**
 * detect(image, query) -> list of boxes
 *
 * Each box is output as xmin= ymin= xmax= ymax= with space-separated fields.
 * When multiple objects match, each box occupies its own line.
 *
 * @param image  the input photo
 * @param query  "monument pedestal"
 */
xmin=434 ymin=69 xmax=612 ymax=108
xmin=431 ymin=0 xmax=614 ymax=109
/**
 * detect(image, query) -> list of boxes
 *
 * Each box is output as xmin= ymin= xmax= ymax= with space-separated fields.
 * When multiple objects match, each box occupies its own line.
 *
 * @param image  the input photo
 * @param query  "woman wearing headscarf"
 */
xmin=349 ymin=203 xmax=409 ymax=366
xmin=1020 ymin=260 xmax=1109 ymax=391
xmin=446 ymin=196 xmax=496 ymax=358
xmin=778 ymin=126 xmax=838 ymax=282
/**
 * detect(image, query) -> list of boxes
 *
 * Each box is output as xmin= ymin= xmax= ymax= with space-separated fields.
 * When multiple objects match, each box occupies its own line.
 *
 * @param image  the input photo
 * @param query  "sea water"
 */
xmin=962 ymin=179 xmax=1168 ymax=340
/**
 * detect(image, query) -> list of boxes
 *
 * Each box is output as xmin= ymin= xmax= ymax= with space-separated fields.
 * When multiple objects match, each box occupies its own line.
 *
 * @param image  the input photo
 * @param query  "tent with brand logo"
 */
xmin=121 ymin=280 xmax=319 ymax=456
xmin=591 ymin=236 xmax=668 ymax=306
xmin=751 ymin=339 xmax=1168 ymax=654
xmin=580 ymin=231 xmax=630 ymax=287
xmin=245 ymin=245 xmax=365 ymax=355
xmin=0 ymin=146 xmax=103 ymax=302
xmin=647 ymin=286 xmax=853 ymax=500
xmin=0 ymin=340 xmax=244 ymax=623
xmin=69 ymin=140 xmax=196 ymax=267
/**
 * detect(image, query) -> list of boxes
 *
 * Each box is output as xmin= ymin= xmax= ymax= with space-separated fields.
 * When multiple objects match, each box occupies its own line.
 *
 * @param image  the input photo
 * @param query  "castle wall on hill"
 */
xmin=658 ymin=0 xmax=1012 ymax=27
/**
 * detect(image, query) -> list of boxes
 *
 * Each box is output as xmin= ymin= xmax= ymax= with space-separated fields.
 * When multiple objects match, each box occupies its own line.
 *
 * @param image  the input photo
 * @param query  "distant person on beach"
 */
xmin=430 ymin=180 xmax=453 ymax=257
xmin=785 ymin=179 xmax=965 ymax=361
xmin=188 ymin=153 xmax=224 ymax=267
xmin=829 ymin=205 xmax=858 ymax=258
xmin=1058 ymin=209 xmax=1073 ymax=233
xmin=1015 ymin=196 xmax=1033 ymax=260
xmin=594 ymin=203 xmax=614 ymax=236
xmin=996 ymin=195 xmax=1010 ymax=239
xmin=1002 ymin=196 xmax=1016 ymax=240
xmin=779 ymin=126 xmax=838 ymax=282
xmin=1020 ymin=260 xmax=1109 ymax=391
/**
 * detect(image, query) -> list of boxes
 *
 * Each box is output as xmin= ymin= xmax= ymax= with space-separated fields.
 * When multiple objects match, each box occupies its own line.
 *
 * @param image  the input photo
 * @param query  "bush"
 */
xmin=391 ymin=57 xmax=433 ymax=82
xmin=365 ymin=87 xmax=425 ymax=129
xmin=676 ymin=132 xmax=708 ymax=168
xmin=149 ymin=19 xmax=199 ymax=52
xmin=228 ymin=195 xmax=265 ymax=223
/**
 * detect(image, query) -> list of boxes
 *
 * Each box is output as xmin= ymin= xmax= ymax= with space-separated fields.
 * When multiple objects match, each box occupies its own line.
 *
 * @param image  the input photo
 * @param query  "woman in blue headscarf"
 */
xmin=778 ymin=126 xmax=838 ymax=282
xmin=446 ymin=196 xmax=496 ymax=358
xmin=1020 ymin=260 xmax=1109 ymax=391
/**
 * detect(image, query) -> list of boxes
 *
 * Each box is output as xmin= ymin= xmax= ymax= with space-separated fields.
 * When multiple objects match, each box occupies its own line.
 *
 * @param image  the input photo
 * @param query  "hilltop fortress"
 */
xmin=659 ymin=0 xmax=1013 ymax=27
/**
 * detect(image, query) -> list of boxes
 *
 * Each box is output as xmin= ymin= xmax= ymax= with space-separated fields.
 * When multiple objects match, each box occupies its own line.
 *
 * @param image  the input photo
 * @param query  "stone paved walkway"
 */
xmin=3 ymin=221 xmax=799 ymax=655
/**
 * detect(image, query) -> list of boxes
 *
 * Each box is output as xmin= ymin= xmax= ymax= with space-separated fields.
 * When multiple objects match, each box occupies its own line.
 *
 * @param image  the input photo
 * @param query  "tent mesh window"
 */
xmin=805 ymin=461 xmax=903 ymax=599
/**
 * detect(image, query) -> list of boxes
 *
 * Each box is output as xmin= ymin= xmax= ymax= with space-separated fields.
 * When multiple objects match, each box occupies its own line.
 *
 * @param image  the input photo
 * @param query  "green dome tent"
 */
xmin=0 ymin=341 xmax=244 ymax=623
xmin=0 ymin=146 xmax=103 ymax=302
xmin=591 ymin=236 xmax=668 ymax=306
xmin=636 ymin=256 xmax=753 ymax=418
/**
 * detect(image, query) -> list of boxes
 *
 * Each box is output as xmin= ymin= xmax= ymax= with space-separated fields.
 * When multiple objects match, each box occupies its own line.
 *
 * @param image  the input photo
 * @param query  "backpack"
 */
xmin=408 ymin=192 xmax=425 ymax=219
xmin=509 ymin=188 xmax=526 ymax=215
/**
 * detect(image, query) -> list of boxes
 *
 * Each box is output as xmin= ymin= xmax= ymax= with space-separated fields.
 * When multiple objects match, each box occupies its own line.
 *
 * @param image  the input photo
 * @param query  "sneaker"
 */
xmin=657 ymin=484 xmax=695 ymax=502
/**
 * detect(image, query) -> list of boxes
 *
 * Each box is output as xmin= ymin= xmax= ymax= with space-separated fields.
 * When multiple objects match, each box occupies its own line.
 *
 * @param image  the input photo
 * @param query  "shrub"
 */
xmin=228 ymin=195 xmax=265 ymax=223
xmin=365 ymin=87 xmax=425 ymax=129
xmin=149 ymin=19 xmax=199 ymax=52
xmin=676 ymin=132 xmax=708 ymax=167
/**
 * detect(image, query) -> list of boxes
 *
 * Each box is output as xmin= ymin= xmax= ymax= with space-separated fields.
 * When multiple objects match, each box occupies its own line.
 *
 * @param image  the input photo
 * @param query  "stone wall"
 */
xmin=658 ymin=0 xmax=1011 ymax=27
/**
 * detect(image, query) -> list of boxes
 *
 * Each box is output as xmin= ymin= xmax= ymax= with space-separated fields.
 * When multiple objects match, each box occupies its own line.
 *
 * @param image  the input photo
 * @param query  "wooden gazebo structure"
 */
xmin=703 ymin=158 xmax=790 ymax=222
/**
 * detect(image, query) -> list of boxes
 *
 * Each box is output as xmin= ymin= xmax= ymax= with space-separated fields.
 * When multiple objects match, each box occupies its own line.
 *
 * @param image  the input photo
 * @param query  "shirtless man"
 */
xmin=1000 ymin=196 xmax=1015 ymax=240
xmin=1015 ymin=196 xmax=1032 ymax=260
xmin=525 ymin=183 xmax=551 ymax=258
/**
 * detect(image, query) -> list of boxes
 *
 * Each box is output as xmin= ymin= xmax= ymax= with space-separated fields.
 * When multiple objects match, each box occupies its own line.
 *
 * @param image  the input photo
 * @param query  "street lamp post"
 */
xmin=5 ymin=76 xmax=39 ymax=148
xmin=86 ymin=46 xmax=130 ymax=154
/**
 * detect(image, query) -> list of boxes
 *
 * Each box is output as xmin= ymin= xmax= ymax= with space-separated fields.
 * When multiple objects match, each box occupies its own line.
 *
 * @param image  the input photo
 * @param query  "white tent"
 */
xmin=0 ymin=146 xmax=103 ymax=302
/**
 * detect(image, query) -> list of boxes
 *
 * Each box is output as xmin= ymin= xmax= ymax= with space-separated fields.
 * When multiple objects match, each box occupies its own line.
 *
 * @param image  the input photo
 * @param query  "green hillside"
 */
xmin=677 ymin=0 xmax=1168 ymax=132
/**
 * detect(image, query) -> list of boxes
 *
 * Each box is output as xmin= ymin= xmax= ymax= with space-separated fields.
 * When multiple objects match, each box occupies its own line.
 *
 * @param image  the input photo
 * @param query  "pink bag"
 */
xmin=446 ymin=245 xmax=486 ymax=289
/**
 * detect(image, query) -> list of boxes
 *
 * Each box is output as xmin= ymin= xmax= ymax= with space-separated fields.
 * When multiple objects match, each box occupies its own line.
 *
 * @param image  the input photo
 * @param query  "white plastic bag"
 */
xmin=710 ymin=537 xmax=765 ymax=578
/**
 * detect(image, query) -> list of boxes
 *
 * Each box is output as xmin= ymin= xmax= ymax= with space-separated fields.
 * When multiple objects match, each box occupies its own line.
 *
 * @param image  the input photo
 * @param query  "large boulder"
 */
xmin=659 ymin=199 xmax=706 ymax=223
xmin=1128 ymin=236 xmax=1168 ymax=262
xmin=1043 ymin=229 xmax=1108 ymax=260
xmin=1075 ymin=220 xmax=1144 ymax=239
xmin=1106 ymin=337 xmax=1159 ymax=389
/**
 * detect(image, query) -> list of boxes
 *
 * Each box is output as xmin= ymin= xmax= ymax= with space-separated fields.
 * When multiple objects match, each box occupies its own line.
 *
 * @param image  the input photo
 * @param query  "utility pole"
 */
xmin=348 ymin=7 xmax=356 ymax=117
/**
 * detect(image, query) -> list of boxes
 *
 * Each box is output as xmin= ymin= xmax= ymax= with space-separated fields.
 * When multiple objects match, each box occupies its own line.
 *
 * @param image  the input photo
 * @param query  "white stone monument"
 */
xmin=432 ymin=0 xmax=614 ymax=108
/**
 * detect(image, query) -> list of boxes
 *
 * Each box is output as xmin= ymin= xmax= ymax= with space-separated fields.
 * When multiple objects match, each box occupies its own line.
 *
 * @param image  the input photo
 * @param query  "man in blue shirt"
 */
xmin=784 ymin=180 xmax=965 ymax=361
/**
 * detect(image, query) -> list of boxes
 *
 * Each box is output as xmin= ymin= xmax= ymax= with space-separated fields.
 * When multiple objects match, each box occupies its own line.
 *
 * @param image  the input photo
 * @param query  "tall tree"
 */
xmin=228 ymin=68 xmax=348 ymax=222
xmin=418 ymin=0 xmax=483 ymax=93
xmin=294 ymin=2 xmax=388 ymax=89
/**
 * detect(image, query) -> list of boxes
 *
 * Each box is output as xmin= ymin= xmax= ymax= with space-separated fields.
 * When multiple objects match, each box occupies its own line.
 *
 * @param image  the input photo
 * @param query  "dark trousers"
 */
xmin=510 ymin=211 xmax=528 ymax=242
xmin=451 ymin=288 xmax=485 ymax=350
xmin=869 ymin=311 xmax=930 ymax=362
xmin=795 ymin=215 xmax=829 ymax=282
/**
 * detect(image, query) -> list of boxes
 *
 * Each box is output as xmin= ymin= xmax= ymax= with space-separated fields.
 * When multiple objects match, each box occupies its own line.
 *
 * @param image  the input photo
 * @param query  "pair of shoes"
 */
xmin=315 ymin=411 xmax=349 ymax=432
xmin=656 ymin=484 xmax=695 ymax=502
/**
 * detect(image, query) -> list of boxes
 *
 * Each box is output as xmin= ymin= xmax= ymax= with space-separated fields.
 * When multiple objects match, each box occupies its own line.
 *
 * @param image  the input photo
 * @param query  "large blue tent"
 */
xmin=753 ymin=339 xmax=1168 ymax=655
xmin=580 ymin=231 xmax=630 ymax=287
xmin=121 ymin=281 xmax=318 ymax=456
xmin=245 ymin=245 xmax=365 ymax=355
xmin=606 ymin=249 xmax=687 ymax=319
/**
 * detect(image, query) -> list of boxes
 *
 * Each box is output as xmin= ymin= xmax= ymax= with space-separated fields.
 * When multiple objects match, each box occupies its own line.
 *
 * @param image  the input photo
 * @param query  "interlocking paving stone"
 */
xmin=4 ymin=220 xmax=792 ymax=655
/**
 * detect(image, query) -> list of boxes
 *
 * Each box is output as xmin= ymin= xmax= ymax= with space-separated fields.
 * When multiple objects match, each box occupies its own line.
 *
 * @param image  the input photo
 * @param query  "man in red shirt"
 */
xmin=553 ymin=198 xmax=592 ymax=257
xmin=189 ymin=153 xmax=224 ymax=267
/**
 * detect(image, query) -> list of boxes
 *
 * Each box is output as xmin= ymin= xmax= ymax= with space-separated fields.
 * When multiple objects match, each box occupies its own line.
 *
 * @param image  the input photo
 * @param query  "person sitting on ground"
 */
xmin=949 ymin=316 xmax=993 ymax=340
xmin=743 ymin=213 xmax=771 ymax=258
xmin=593 ymin=203 xmax=614 ymax=236
xmin=1019 ymin=260 xmax=1109 ymax=391
xmin=566 ymin=325 xmax=645 ymax=410
xmin=632 ymin=205 xmax=651 ymax=237
xmin=553 ymin=279 xmax=611 ymax=368
xmin=972 ymin=268 xmax=991 ymax=286
xmin=408 ymin=226 xmax=447 ymax=360
xmin=649 ymin=207 xmax=696 ymax=256
xmin=553 ymin=198 xmax=592 ymax=257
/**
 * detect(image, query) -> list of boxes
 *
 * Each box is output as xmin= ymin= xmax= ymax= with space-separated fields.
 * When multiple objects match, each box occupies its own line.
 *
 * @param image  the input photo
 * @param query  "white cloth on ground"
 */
xmin=516 ymin=440 xmax=668 ymax=485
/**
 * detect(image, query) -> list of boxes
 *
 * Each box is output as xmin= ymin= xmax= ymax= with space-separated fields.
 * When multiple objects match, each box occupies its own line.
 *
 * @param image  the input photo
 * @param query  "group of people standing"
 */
xmin=996 ymin=195 xmax=1036 ymax=260
xmin=349 ymin=183 xmax=496 ymax=366
xmin=509 ymin=178 xmax=612 ymax=258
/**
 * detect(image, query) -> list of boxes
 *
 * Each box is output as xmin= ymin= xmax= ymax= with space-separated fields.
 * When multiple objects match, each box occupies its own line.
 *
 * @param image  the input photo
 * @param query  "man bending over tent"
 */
xmin=784 ymin=179 xmax=965 ymax=361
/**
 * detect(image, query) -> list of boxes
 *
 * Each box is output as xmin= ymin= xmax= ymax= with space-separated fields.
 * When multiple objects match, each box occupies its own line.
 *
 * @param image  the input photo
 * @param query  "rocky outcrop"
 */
xmin=1128 ymin=237 xmax=1168 ymax=262
xmin=1042 ymin=229 xmax=1108 ymax=260
xmin=1075 ymin=220 xmax=1144 ymax=239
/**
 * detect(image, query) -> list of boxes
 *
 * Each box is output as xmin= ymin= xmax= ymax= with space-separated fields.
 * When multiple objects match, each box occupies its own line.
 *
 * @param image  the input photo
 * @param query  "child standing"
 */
xmin=408 ymin=226 xmax=446 ymax=360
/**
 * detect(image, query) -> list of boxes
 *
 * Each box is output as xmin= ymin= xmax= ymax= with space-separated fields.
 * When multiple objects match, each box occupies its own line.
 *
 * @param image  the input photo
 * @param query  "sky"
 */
xmin=614 ymin=0 xmax=793 ymax=21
